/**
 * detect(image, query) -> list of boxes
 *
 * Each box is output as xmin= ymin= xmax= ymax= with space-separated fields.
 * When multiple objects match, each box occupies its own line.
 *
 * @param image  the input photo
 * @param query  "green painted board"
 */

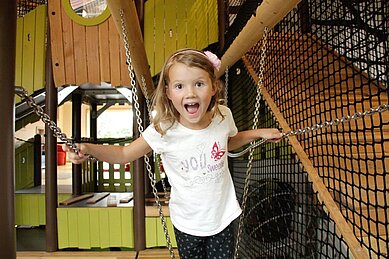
xmin=15 ymin=17 xmax=24 ymax=104
xmin=33 ymin=5 xmax=47 ymax=92
xmin=145 ymin=217 xmax=158 ymax=247
xmin=144 ymin=0 xmax=155 ymax=76
xmin=22 ymin=9 xmax=36 ymax=94
xmin=164 ymin=0 xmax=177 ymax=60
xmin=77 ymin=209 xmax=91 ymax=249
xmin=154 ymin=0 xmax=165 ymax=74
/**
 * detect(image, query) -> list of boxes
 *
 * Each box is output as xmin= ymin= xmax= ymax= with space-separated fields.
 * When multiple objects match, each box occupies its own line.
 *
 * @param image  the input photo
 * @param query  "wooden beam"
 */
xmin=243 ymin=56 xmax=370 ymax=259
xmin=106 ymin=0 xmax=154 ymax=97
xmin=217 ymin=0 xmax=301 ymax=78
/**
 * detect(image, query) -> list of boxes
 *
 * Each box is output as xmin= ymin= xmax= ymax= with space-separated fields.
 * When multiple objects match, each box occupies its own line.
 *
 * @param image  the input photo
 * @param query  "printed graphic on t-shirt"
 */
xmin=180 ymin=141 xmax=226 ymax=185
xmin=211 ymin=142 xmax=225 ymax=161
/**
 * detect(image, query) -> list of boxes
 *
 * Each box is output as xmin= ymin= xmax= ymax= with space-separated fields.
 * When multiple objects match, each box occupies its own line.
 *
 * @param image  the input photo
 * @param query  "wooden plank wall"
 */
xmin=48 ymin=1 xmax=130 ymax=87
xmin=48 ymin=0 xmax=218 ymax=87
xmin=15 ymin=5 xmax=47 ymax=102
xmin=144 ymin=0 xmax=218 ymax=76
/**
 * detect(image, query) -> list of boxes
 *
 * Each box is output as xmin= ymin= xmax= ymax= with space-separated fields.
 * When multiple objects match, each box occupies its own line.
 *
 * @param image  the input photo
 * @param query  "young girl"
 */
xmin=64 ymin=48 xmax=282 ymax=258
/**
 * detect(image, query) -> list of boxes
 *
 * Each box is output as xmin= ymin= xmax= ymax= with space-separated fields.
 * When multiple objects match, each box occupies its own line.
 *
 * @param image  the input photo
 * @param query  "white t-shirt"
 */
xmin=142 ymin=105 xmax=242 ymax=236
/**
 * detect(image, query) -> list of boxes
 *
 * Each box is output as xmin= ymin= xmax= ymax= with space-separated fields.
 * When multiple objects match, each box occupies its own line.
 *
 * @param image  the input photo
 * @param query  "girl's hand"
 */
xmin=62 ymin=143 xmax=89 ymax=164
xmin=260 ymin=128 xmax=283 ymax=143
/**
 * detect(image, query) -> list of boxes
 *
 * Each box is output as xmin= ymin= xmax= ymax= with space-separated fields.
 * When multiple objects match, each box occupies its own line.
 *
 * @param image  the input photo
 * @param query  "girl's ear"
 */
xmin=212 ymin=80 xmax=220 ymax=96
xmin=165 ymin=84 xmax=171 ymax=99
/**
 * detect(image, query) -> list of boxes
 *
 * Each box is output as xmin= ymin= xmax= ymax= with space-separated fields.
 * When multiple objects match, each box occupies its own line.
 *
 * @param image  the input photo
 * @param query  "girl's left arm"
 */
xmin=228 ymin=128 xmax=282 ymax=151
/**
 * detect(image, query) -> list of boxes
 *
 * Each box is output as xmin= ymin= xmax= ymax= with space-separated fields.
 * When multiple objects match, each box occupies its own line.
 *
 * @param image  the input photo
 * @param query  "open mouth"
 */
xmin=184 ymin=103 xmax=200 ymax=114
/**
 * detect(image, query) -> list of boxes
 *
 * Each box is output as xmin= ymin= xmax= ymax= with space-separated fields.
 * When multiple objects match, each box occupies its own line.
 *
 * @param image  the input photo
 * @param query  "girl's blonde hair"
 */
xmin=151 ymin=48 xmax=223 ymax=135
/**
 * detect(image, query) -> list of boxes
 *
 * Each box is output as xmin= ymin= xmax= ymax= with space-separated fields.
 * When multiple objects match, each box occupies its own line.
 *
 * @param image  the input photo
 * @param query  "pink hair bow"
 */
xmin=204 ymin=51 xmax=221 ymax=71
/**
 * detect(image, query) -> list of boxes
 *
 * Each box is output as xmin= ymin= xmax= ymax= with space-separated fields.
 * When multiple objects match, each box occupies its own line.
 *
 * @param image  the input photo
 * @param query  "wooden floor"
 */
xmin=17 ymin=249 xmax=179 ymax=259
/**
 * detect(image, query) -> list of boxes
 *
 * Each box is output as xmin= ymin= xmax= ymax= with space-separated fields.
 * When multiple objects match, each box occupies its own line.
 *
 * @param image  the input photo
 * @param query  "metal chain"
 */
xmin=14 ymin=86 xmax=89 ymax=159
xmin=119 ymin=10 xmax=175 ymax=259
xmin=228 ymin=103 xmax=389 ymax=158
xmin=233 ymin=26 xmax=268 ymax=259
xmin=224 ymin=65 xmax=229 ymax=106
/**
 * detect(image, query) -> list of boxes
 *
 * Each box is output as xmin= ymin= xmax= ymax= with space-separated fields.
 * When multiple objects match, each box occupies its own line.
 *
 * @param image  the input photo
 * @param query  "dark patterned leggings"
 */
xmin=173 ymin=223 xmax=234 ymax=259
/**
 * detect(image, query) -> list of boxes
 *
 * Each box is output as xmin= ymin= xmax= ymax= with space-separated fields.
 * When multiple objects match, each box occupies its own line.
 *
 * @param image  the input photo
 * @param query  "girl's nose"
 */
xmin=185 ymin=86 xmax=197 ymax=97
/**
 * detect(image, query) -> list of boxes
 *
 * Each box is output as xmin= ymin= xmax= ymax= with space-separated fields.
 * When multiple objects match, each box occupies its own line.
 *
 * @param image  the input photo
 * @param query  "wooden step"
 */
xmin=138 ymin=248 xmax=180 ymax=258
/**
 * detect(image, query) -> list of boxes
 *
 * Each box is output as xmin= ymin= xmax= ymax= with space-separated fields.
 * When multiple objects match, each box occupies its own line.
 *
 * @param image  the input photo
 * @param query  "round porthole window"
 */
xmin=63 ymin=0 xmax=111 ymax=26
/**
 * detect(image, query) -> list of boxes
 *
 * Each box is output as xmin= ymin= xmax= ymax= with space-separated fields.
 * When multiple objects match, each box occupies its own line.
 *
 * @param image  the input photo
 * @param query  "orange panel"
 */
xmin=86 ymin=26 xmax=101 ymax=85
xmin=109 ymin=18 xmax=121 ymax=86
xmin=72 ymin=22 xmax=88 ymax=85
xmin=61 ymin=4 xmax=76 ymax=85
xmin=99 ymin=21 xmax=111 ymax=83
xmin=48 ymin=0 xmax=66 ymax=87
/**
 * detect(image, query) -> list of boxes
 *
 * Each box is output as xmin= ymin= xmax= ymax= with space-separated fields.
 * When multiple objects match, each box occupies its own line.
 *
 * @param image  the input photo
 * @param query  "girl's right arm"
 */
xmin=63 ymin=136 xmax=152 ymax=165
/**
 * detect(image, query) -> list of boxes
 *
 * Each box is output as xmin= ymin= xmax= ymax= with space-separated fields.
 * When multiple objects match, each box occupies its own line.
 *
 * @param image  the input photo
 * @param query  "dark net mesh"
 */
xmin=226 ymin=0 xmax=388 ymax=258
xmin=17 ymin=0 xmax=46 ymax=17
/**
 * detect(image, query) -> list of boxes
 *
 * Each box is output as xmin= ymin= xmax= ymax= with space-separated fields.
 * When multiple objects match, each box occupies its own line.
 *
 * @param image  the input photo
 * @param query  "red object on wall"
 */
xmin=57 ymin=145 xmax=66 ymax=165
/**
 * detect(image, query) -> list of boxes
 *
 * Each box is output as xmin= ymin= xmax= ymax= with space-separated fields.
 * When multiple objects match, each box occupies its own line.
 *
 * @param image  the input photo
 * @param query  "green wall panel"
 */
xmin=144 ymin=0 xmax=218 ymax=76
xmin=33 ymin=5 xmax=47 ymax=92
xmin=15 ymin=18 xmax=24 ymax=103
xmin=57 ymin=208 xmax=134 ymax=249
xmin=145 ymin=216 xmax=176 ymax=248
xmin=22 ymin=9 xmax=36 ymax=94
xmin=15 ymin=193 xmax=71 ymax=226
xmin=144 ymin=0 xmax=155 ymax=76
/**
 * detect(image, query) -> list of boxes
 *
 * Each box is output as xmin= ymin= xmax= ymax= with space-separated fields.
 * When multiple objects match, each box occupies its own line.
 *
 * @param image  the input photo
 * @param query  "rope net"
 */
xmin=225 ymin=0 xmax=388 ymax=258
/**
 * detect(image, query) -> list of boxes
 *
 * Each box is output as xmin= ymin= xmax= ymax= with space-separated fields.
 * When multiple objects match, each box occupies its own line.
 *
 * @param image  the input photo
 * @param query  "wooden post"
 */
xmin=72 ymin=92 xmax=82 ymax=195
xmin=45 ymin=27 xmax=59 ymax=252
xmin=0 ymin=0 xmax=16 ymax=258
xmin=34 ymin=134 xmax=42 ymax=186
xmin=217 ymin=0 xmax=227 ymax=56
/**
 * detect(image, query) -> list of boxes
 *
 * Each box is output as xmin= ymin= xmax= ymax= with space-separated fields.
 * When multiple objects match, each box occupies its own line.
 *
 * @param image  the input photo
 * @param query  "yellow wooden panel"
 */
xmin=29 ymin=195 xmax=40 ymax=226
xmin=154 ymin=0 xmax=165 ymax=74
xmin=144 ymin=0 xmax=155 ymax=76
xmin=15 ymin=17 xmax=24 ymax=97
xmin=86 ymin=26 xmax=101 ymax=85
xmin=121 ymin=208 xmax=134 ymax=248
xmin=22 ymin=9 xmax=36 ymax=94
xmin=57 ymin=209 xmax=69 ymax=249
xmin=99 ymin=21 xmax=111 ymax=83
xmin=15 ymin=195 xmax=23 ymax=225
xmin=77 ymin=209 xmax=91 ymax=249
xmin=99 ymin=209 xmax=110 ymax=248
xmin=145 ymin=217 xmax=158 ymax=247
xmin=38 ymin=194 xmax=45 ymax=225
xmin=108 ymin=209 xmax=122 ymax=247
xmin=109 ymin=17 xmax=121 ymax=86
xmin=33 ymin=5 xmax=47 ymax=92
xmin=195 ymin=0 xmax=208 ymax=49
xmin=68 ymin=209 xmax=79 ymax=247
xmin=72 ymin=22 xmax=88 ymax=84
xmin=164 ymin=0 xmax=177 ymax=60
xmin=48 ymin=0 xmax=66 ymax=87
xmin=186 ymin=0 xmax=197 ymax=49
xmin=89 ymin=209 xmax=100 ymax=247
xmin=176 ymin=0 xmax=187 ymax=49
xmin=156 ymin=217 xmax=176 ymax=247
xmin=61 ymin=2 xmax=76 ymax=85
xmin=208 ymin=0 xmax=218 ymax=44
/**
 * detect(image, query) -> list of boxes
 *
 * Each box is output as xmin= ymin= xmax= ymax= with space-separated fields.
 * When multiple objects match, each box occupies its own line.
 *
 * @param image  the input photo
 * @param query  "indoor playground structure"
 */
xmin=0 ymin=0 xmax=387 ymax=258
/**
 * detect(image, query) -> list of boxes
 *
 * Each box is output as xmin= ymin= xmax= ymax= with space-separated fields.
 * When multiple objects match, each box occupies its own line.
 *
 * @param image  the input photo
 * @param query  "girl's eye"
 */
xmin=174 ymin=83 xmax=183 ymax=90
xmin=195 ymin=81 xmax=205 ymax=87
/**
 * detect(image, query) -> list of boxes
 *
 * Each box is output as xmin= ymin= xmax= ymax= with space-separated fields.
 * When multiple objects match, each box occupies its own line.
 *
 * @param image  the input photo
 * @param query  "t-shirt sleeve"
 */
xmin=220 ymin=105 xmax=238 ymax=137
xmin=142 ymin=124 xmax=163 ymax=154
